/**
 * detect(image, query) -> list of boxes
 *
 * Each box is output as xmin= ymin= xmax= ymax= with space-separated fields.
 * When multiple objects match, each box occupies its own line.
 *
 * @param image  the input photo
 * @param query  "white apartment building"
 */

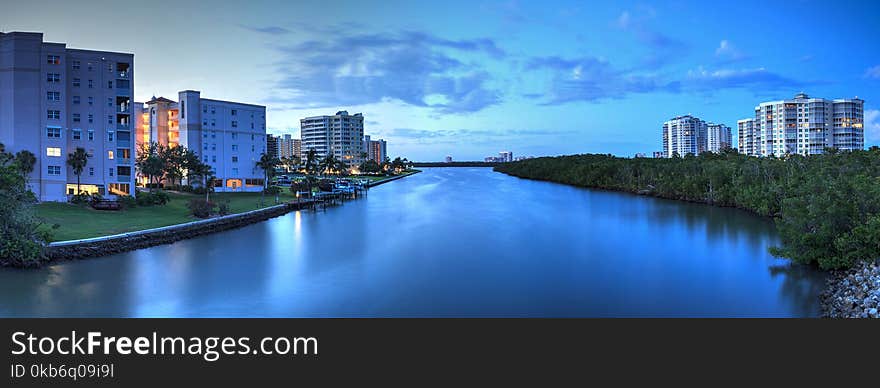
xmin=135 ymin=90 xmax=267 ymax=192
xmin=661 ymin=115 xmax=707 ymax=157
xmin=737 ymin=119 xmax=757 ymax=156
xmin=738 ymin=93 xmax=864 ymax=157
xmin=363 ymin=135 xmax=387 ymax=163
xmin=0 ymin=32 xmax=135 ymax=201
xmin=707 ymin=123 xmax=732 ymax=152
xmin=300 ymin=111 xmax=364 ymax=167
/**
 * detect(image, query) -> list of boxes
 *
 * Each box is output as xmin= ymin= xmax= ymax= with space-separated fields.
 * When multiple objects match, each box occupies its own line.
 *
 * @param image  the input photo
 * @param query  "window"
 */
xmin=73 ymin=96 xmax=81 ymax=104
xmin=108 ymin=150 xmax=114 ymax=159
xmin=251 ymin=134 xmax=254 ymax=141
xmin=47 ymin=91 xmax=60 ymax=101
xmin=87 ymin=63 xmax=93 ymax=71
xmin=211 ymin=107 xmax=215 ymax=114
xmin=212 ymin=155 xmax=216 ymax=163
xmin=117 ymin=166 xmax=131 ymax=176
xmin=46 ymin=147 xmax=61 ymax=157
xmin=232 ymin=144 xmax=238 ymax=151
xmin=47 ymin=73 xmax=60 ymax=83
xmin=232 ymin=121 xmax=238 ymax=128
xmin=107 ymin=63 xmax=113 ymax=72
xmin=232 ymin=156 xmax=238 ymax=163
xmin=181 ymin=101 xmax=185 ymax=119
xmin=211 ymin=119 xmax=216 ymax=127
xmin=231 ymin=109 xmax=237 ymax=116
xmin=107 ymin=80 xmax=113 ymax=89
xmin=202 ymin=106 xmax=207 ymax=113
xmin=72 ymin=113 xmax=81 ymax=123
xmin=108 ymin=115 xmax=113 ymax=124
xmin=47 ymin=55 xmax=60 ymax=65
xmin=88 ymin=96 xmax=93 ymax=105
xmin=88 ymin=114 xmax=93 ymax=123
xmin=212 ymin=144 xmax=216 ymax=151
xmin=72 ymin=129 xmax=82 ymax=140
xmin=109 ymin=168 xmax=114 ymax=177
xmin=232 ymin=168 xmax=239 ymax=175
xmin=232 ymin=133 xmax=237 ymax=139
xmin=47 ymin=165 xmax=61 ymax=175
xmin=108 ymin=131 xmax=114 ymax=142
xmin=89 ymin=167 xmax=94 ymax=176
xmin=72 ymin=60 xmax=80 ymax=70
xmin=88 ymin=79 xmax=93 ymax=88
xmin=47 ymin=110 xmax=60 ymax=120
xmin=73 ymin=78 xmax=80 ymax=87
xmin=107 ymin=98 xmax=112 ymax=107
xmin=47 ymin=127 xmax=61 ymax=138
xmin=88 ymin=129 xmax=94 ymax=141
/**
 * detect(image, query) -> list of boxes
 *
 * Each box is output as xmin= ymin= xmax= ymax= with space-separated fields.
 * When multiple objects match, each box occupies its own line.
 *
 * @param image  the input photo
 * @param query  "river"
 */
xmin=0 ymin=167 xmax=826 ymax=317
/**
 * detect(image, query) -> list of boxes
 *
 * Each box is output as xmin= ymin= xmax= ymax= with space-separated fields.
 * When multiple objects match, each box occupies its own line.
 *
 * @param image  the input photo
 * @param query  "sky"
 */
xmin=3 ymin=0 xmax=880 ymax=161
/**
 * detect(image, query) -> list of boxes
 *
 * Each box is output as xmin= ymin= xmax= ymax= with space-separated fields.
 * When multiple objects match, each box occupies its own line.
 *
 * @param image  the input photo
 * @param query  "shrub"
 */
xmin=117 ymin=195 xmax=137 ymax=209
xmin=136 ymin=190 xmax=170 ymax=206
xmin=264 ymin=186 xmax=282 ymax=195
xmin=69 ymin=193 xmax=91 ymax=205
xmin=217 ymin=200 xmax=230 ymax=216
xmin=188 ymin=198 xmax=214 ymax=218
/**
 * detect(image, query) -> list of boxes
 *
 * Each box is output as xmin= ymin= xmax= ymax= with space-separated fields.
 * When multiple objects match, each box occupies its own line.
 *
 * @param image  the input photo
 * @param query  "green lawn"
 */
xmin=36 ymin=171 xmax=420 ymax=242
xmin=36 ymin=190 xmax=297 ymax=242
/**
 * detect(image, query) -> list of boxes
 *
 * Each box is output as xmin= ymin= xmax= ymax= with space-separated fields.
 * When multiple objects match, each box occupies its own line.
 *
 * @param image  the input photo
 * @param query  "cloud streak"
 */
xmin=265 ymin=30 xmax=504 ymax=114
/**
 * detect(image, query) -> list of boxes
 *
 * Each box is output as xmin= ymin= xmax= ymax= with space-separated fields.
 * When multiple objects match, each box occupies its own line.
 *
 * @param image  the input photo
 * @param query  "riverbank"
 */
xmin=45 ymin=201 xmax=312 ymax=262
xmin=366 ymin=170 xmax=420 ymax=187
xmin=494 ymin=152 xmax=880 ymax=271
xmin=821 ymin=260 xmax=880 ymax=318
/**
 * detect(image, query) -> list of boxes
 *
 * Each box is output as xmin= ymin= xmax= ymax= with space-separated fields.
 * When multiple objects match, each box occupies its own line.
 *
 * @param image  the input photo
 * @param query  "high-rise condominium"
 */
xmin=275 ymin=134 xmax=300 ymax=160
xmin=363 ymin=135 xmax=387 ymax=164
xmin=707 ymin=123 xmax=732 ymax=152
xmin=0 ymin=32 xmax=135 ymax=201
xmin=300 ymin=111 xmax=364 ymax=167
xmin=737 ymin=93 xmax=864 ymax=157
xmin=135 ymin=91 xmax=267 ymax=192
xmin=662 ymin=115 xmax=707 ymax=157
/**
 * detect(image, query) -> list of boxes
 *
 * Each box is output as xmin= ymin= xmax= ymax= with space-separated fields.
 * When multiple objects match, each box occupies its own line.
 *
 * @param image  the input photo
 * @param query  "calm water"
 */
xmin=0 ymin=167 xmax=826 ymax=317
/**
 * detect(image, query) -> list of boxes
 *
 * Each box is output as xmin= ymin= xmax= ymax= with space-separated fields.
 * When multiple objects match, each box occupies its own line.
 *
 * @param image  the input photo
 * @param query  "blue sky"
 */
xmin=3 ymin=0 xmax=880 ymax=161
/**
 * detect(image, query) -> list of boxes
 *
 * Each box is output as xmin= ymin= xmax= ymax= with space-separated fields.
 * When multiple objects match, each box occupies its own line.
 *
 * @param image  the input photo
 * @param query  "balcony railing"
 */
xmin=117 ymin=106 xmax=130 ymax=113
xmin=117 ymin=158 xmax=131 ymax=165
xmin=116 ymin=123 xmax=130 ymax=130
xmin=117 ymin=175 xmax=131 ymax=183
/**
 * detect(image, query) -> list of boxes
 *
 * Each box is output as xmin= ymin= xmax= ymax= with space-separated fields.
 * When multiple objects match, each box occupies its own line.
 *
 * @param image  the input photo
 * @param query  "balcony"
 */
xmin=116 ymin=123 xmax=130 ymax=130
xmin=117 ymin=175 xmax=131 ymax=183
xmin=117 ymin=105 xmax=130 ymax=113
xmin=117 ymin=158 xmax=131 ymax=165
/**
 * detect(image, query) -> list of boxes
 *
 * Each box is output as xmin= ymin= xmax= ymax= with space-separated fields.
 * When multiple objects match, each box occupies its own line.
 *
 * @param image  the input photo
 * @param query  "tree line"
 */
xmin=494 ymin=148 xmax=880 ymax=270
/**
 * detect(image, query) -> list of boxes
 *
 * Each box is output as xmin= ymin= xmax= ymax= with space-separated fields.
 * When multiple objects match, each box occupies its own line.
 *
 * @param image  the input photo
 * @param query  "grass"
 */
xmin=36 ymin=171 xmax=420 ymax=242
xmin=36 ymin=190 xmax=298 ymax=242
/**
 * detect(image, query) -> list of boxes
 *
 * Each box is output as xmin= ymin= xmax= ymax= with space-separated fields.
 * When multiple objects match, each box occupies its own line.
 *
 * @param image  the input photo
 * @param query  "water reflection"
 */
xmin=0 ymin=167 xmax=826 ymax=317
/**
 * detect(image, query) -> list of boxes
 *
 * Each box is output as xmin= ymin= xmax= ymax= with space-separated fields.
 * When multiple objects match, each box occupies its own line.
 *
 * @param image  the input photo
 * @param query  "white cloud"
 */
xmin=864 ymin=65 xmax=880 ymax=79
xmin=714 ymin=40 xmax=747 ymax=62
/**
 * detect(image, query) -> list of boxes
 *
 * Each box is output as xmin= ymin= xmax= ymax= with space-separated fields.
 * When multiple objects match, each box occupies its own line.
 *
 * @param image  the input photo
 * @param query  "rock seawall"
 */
xmin=821 ymin=260 xmax=880 ymax=318
xmin=46 ymin=203 xmax=297 ymax=262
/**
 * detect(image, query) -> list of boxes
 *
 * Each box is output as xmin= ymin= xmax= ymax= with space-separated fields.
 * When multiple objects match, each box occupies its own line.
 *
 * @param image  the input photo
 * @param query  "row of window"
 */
xmin=46 ymin=165 xmax=131 ymax=177
xmin=46 ymin=127 xmax=122 ymax=142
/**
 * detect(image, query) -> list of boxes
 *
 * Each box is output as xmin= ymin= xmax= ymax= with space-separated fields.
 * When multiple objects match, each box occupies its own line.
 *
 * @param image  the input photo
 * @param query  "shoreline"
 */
xmin=37 ymin=171 xmax=420 ymax=265
xmin=495 ymin=168 xmax=880 ymax=318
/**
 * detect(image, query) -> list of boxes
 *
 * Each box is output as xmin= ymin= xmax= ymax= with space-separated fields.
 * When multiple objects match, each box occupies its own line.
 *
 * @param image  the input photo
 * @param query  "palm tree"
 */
xmin=304 ymin=149 xmax=318 ymax=176
xmin=320 ymin=154 xmax=346 ymax=175
xmin=66 ymin=147 xmax=88 ymax=195
xmin=255 ymin=152 xmax=280 ymax=205
xmin=14 ymin=150 xmax=36 ymax=192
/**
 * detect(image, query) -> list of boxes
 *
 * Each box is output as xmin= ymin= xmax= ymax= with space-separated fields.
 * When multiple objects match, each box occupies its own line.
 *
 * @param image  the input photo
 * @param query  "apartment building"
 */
xmin=661 ymin=115 xmax=707 ymax=157
xmin=363 ymin=135 xmax=387 ymax=163
xmin=276 ymin=134 xmax=301 ymax=160
xmin=267 ymin=134 xmax=279 ymax=158
xmin=135 ymin=90 xmax=267 ymax=192
xmin=737 ymin=119 xmax=757 ymax=156
xmin=300 ymin=110 xmax=364 ymax=167
xmin=707 ymin=123 xmax=732 ymax=152
xmin=0 ymin=32 xmax=135 ymax=201
xmin=738 ymin=93 xmax=864 ymax=157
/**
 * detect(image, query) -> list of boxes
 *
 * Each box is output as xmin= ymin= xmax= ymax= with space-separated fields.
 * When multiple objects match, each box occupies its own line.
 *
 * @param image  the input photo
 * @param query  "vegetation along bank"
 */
xmin=494 ymin=149 xmax=880 ymax=270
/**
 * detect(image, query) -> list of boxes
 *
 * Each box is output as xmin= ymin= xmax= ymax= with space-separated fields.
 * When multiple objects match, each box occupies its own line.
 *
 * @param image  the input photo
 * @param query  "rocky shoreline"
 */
xmin=820 ymin=259 xmax=880 ymax=318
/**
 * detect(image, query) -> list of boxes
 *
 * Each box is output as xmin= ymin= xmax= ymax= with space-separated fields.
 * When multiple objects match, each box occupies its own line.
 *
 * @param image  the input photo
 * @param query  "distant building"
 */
xmin=737 ymin=119 xmax=757 ymax=156
xmin=277 ymin=134 xmax=300 ymax=160
xmin=499 ymin=151 xmax=513 ymax=162
xmin=662 ymin=115 xmax=707 ymax=157
xmin=738 ymin=93 xmax=864 ymax=157
xmin=300 ymin=110 xmax=364 ymax=167
xmin=135 ymin=90 xmax=267 ymax=192
xmin=514 ymin=156 xmax=534 ymax=161
xmin=707 ymin=123 xmax=732 ymax=152
xmin=634 ymin=152 xmax=646 ymax=158
xmin=363 ymin=135 xmax=387 ymax=164
xmin=652 ymin=151 xmax=664 ymax=158
xmin=0 ymin=32 xmax=136 ymax=201
xmin=266 ymin=134 xmax=280 ymax=158
xmin=445 ymin=155 xmax=453 ymax=163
